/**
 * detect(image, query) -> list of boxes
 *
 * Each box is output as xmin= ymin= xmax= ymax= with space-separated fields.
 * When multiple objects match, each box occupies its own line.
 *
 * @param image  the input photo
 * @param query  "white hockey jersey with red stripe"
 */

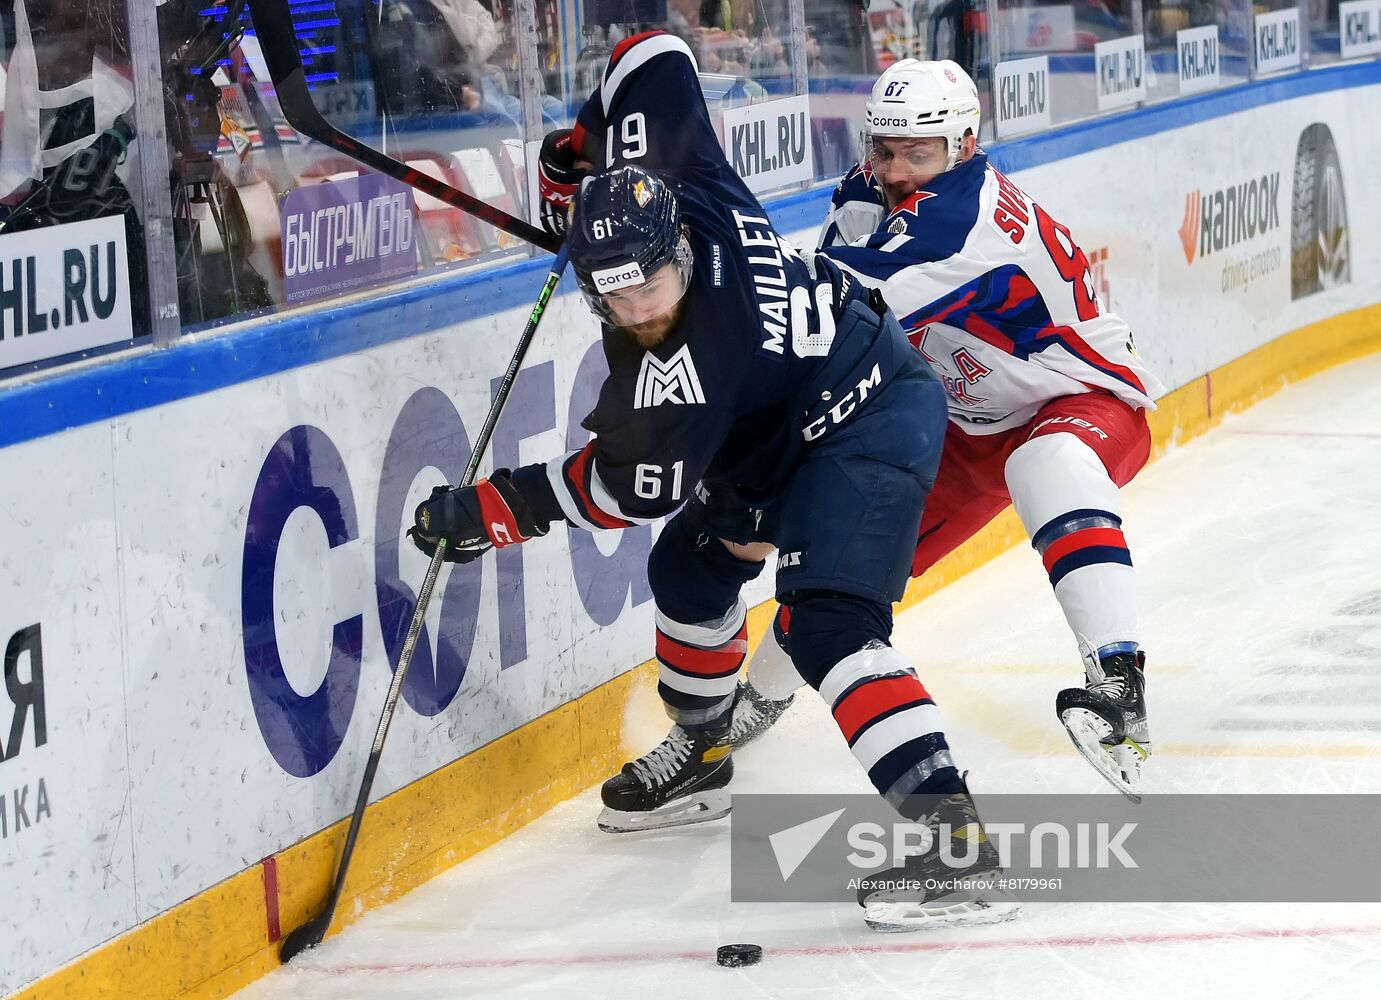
xmin=820 ymin=153 xmax=1163 ymax=435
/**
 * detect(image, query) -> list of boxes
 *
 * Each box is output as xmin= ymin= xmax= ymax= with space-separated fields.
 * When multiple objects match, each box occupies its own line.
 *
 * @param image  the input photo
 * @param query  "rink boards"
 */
xmin=2 ymin=63 xmax=1379 ymax=998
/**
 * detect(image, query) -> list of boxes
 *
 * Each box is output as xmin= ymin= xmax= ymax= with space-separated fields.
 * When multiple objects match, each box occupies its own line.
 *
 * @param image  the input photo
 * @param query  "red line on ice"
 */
xmin=310 ymin=923 xmax=1381 ymax=974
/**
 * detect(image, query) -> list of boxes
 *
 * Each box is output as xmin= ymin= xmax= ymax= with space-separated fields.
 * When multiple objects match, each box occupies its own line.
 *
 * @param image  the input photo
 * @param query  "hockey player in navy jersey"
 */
xmin=742 ymin=59 xmax=1164 ymax=802
xmin=410 ymin=32 xmax=1020 ymax=930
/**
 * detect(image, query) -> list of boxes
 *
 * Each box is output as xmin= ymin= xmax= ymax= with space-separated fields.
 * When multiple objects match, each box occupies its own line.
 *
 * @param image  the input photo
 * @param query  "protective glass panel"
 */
xmin=809 ymin=0 xmax=994 ymax=185
xmin=550 ymin=0 xmax=801 ymax=196
xmin=992 ymin=0 xmax=1140 ymax=135
xmin=1308 ymin=0 xmax=1351 ymax=66
xmin=159 ymin=0 xmax=533 ymax=334
xmin=0 ymin=0 xmax=152 ymax=381
xmin=1142 ymin=0 xmax=1251 ymax=103
xmin=1249 ymin=0 xmax=1306 ymax=75
xmin=563 ymin=0 xmax=796 ymax=108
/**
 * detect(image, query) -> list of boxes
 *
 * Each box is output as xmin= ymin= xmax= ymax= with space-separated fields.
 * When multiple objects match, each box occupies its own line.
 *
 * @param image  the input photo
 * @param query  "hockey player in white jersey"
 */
xmin=740 ymin=59 xmax=1165 ymax=803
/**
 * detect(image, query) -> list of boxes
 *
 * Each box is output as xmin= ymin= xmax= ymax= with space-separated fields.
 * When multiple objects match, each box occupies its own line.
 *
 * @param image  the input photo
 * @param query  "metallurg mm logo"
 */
xmin=634 ymin=344 xmax=706 ymax=408
xmin=1178 ymin=172 xmax=1281 ymax=264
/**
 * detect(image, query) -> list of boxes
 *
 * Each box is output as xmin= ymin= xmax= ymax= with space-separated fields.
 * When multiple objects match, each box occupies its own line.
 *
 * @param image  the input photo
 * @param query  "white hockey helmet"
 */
xmin=864 ymin=59 xmax=981 ymax=171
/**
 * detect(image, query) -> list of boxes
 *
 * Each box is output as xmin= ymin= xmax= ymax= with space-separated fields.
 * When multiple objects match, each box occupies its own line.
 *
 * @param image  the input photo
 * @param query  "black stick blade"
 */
xmin=279 ymin=912 xmax=333 ymax=963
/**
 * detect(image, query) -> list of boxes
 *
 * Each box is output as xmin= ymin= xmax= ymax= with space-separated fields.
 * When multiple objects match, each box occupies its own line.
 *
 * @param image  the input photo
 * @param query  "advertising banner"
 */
xmin=0 ymin=431 xmax=134 ymax=997
xmin=1177 ymin=25 xmax=1222 ymax=95
xmin=996 ymin=57 xmax=1052 ymax=137
xmin=0 ymin=215 xmax=132 ymax=370
xmin=1094 ymin=35 xmax=1147 ymax=111
xmin=720 ymin=96 xmax=815 ymax=195
xmin=1009 ymin=89 xmax=1362 ymax=390
xmin=1254 ymin=8 xmax=1302 ymax=76
xmin=280 ymin=173 xmax=419 ymax=304
xmin=1341 ymin=0 xmax=1381 ymax=60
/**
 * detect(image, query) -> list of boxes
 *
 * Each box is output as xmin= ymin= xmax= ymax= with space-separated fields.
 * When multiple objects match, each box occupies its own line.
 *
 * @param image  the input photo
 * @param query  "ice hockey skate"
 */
xmin=727 ymin=681 xmax=795 ymax=750
xmin=1056 ymin=650 xmax=1151 ymax=802
xmin=597 ymin=727 xmax=734 ymax=833
xmin=856 ymin=788 xmax=1021 ymax=932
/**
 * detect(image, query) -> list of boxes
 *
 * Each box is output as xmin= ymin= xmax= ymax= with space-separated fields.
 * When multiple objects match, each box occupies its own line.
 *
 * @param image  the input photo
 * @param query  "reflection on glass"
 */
xmin=1142 ymin=1 xmax=1249 ymax=104
xmin=555 ymin=3 xmax=799 ymax=145
xmin=991 ymin=0 xmax=1143 ymax=128
xmin=152 ymin=0 xmax=538 ymax=334
xmin=0 ymin=0 xmax=149 ymax=380
xmin=2 ymin=1 xmax=1378 ymax=374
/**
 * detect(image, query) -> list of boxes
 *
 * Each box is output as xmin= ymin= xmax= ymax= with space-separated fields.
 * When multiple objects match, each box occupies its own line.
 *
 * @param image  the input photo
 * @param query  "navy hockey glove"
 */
xmin=408 ymin=471 xmax=548 ymax=564
xmin=537 ymin=129 xmax=584 ymax=237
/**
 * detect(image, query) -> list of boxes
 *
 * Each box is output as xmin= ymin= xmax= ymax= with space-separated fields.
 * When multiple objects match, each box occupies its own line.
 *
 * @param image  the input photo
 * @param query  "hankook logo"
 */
xmin=1177 ymin=173 xmax=1280 ymax=265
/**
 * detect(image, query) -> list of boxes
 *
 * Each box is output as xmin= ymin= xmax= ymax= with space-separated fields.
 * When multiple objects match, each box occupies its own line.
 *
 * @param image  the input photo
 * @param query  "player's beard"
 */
xmin=622 ymin=300 xmax=685 ymax=350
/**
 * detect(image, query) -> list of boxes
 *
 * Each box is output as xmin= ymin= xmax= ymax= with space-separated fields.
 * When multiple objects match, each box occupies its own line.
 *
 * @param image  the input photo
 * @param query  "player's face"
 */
xmin=602 ymin=262 xmax=687 ymax=347
xmin=869 ymin=136 xmax=951 ymax=211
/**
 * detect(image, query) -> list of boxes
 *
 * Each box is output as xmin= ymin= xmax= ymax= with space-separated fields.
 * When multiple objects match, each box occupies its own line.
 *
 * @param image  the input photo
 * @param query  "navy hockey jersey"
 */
xmin=820 ymin=153 xmax=1164 ymax=435
xmin=512 ymin=33 xmax=915 ymax=531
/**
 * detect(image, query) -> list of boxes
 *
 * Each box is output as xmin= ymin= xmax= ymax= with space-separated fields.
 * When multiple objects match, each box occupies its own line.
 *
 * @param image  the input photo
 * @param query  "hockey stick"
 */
xmin=279 ymin=243 xmax=571 ymax=963
xmin=244 ymin=0 xmax=561 ymax=254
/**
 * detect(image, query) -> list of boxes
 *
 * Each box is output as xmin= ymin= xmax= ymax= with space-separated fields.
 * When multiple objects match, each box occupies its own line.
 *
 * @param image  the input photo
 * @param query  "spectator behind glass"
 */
xmin=800 ymin=0 xmax=875 ymax=76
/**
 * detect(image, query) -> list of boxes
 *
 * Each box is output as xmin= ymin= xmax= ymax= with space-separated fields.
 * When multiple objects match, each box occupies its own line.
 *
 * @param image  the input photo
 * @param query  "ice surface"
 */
xmin=237 ymin=355 xmax=1381 ymax=999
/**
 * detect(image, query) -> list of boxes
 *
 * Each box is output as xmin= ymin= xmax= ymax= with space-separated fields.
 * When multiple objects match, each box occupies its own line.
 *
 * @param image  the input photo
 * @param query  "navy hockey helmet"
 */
xmin=567 ymin=166 xmax=693 ymax=326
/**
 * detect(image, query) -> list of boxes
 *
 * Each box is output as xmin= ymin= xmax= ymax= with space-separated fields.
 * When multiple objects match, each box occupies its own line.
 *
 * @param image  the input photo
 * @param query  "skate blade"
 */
xmin=864 ymin=892 xmax=1022 ymax=933
xmin=597 ymin=788 xmax=731 ymax=833
xmin=1059 ymin=707 xmax=1148 ymax=803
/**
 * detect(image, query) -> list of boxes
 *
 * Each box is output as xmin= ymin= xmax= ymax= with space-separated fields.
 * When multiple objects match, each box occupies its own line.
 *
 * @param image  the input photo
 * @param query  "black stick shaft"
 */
xmin=279 ymin=245 xmax=571 ymax=963
xmin=245 ymin=0 xmax=560 ymax=253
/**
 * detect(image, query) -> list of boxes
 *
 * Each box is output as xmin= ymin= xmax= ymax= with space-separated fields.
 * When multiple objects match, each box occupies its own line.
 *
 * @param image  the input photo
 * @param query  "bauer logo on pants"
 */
xmin=730 ymin=793 xmax=1381 ymax=903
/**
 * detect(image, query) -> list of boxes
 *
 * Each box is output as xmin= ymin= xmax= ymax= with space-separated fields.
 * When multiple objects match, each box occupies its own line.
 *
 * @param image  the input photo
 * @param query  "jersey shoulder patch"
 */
xmin=833 ymin=160 xmax=884 ymax=209
xmin=873 ymin=154 xmax=989 ymax=261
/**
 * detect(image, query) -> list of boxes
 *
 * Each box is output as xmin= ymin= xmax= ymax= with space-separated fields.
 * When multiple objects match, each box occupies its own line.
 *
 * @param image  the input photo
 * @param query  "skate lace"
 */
xmin=1089 ymin=674 xmax=1127 ymax=699
xmin=631 ymin=730 xmax=694 ymax=788
xmin=729 ymin=696 xmax=762 ymax=740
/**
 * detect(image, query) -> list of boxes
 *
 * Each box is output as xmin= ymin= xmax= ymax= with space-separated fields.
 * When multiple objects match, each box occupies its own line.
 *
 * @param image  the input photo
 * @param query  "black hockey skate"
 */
xmin=857 ymin=787 xmax=1020 ymax=932
xmin=727 ymin=681 xmax=795 ymax=750
xmin=597 ymin=726 xmax=733 ymax=833
xmin=1056 ymin=650 xmax=1151 ymax=802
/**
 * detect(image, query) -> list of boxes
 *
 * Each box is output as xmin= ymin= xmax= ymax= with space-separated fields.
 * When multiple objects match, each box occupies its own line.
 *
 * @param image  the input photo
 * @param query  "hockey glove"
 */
xmin=537 ymin=128 xmax=585 ymax=237
xmin=408 ymin=471 xmax=548 ymax=564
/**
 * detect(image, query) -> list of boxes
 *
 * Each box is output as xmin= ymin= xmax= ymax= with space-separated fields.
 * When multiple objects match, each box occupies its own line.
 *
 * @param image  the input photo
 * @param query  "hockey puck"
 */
xmin=716 ymin=943 xmax=763 ymax=967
